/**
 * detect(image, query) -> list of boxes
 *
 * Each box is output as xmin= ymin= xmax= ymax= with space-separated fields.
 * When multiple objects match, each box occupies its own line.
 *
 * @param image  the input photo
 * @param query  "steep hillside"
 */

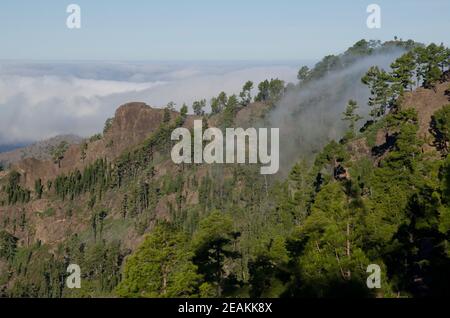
xmin=0 ymin=98 xmax=270 ymax=247
xmin=7 ymin=103 xmax=180 ymax=189
xmin=1 ymin=40 xmax=449 ymax=298
xmin=403 ymin=80 xmax=450 ymax=149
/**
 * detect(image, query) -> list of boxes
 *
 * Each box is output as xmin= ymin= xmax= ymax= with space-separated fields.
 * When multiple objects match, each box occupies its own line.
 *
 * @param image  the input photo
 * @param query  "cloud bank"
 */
xmin=0 ymin=61 xmax=299 ymax=146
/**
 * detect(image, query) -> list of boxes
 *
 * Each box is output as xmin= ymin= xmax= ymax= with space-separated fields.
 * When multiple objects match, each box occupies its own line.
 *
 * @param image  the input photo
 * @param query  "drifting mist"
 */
xmin=268 ymin=50 xmax=405 ymax=174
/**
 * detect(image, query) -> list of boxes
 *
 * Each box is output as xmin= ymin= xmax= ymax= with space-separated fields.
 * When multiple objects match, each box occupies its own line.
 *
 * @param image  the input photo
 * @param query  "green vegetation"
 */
xmin=361 ymin=43 xmax=450 ymax=121
xmin=432 ymin=105 xmax=450 ymax=155
xmin=34 ymin=178 xmax=44 ymax=200
xmin=211 ymin=92 xmax=228 ymax=115
xmin=51 ymin=141 xmax=69 ymax=168
xmin=239 ymin=81 xmax=254 ymax=106
xmin=361 ymin=66 xmax=393 ymax=119
xmin=0 ymin=230 xmax=18 ymax=261
xmin=342 ymin=99 xmax=363 ymax=139
xmin=180 ymin=103 xmax=188 ymax=118
xmin=297 ymin=39 xmax=419 ymax=86
xmin=54 ymin=158 xmax=112 ymax=201
xmin=103 ymin=118 xmax=114 ymax=135
xmin=4 ymin=171 xmax=30 ymax=205
xmin=192 ymin=211 xmax=241 ymax=297
xmin=89 ymin=134 xmax=102 ymax=143
xmin=116 ymin=223 xmax=201 ymax=298
xmin=297 ymin=66 xmax=310 ymax=82
xmin=255 ymin=78 xmax=285 ymax=105
xmin=1 ymin=39 xmax=450 ymax=298
xmin=193 ymin=99 xmax=206 ymax=116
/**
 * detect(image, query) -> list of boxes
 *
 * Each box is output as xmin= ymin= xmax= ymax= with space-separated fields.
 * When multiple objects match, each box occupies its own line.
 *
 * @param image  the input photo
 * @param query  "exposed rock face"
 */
xmin=2 ymin=101 xmax=269 ymax=189
xmin=340 ymin=80 xmax=450 ymax=171
xmin=106 ymin=102 xmax=168 ymax=149
xmin=0 ymin=100 xmax=249 ymax=246
xmin=403 ymin=82 xmax=450 ymax=145
xmin=9 ymin=102 xmax=175 ymax=188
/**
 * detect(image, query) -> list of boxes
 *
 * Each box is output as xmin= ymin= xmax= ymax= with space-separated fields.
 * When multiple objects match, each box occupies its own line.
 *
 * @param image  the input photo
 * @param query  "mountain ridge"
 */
xmin=1 ymin=39 xmax=450 ymax=298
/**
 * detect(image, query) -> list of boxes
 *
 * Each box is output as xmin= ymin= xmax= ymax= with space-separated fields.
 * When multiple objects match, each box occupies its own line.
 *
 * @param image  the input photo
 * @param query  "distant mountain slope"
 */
xmin=0 ymin=135 xmax=82 ymax=168
xmin=1 ymin=39 xmax=449 ymax=299
xmin=0 ymin=143 xmax=30 ymax=153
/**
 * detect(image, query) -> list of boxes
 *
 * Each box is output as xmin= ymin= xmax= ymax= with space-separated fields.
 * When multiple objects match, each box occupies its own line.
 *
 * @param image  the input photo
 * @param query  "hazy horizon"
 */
xmin=0 ymin=59 xmax=301 ymax=147
xmin=1 ymin=0 xmax=449 ymax=146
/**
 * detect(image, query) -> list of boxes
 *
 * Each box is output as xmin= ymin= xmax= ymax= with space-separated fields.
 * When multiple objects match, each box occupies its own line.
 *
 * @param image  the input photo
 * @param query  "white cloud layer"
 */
xmin=0 ymin=62 xmax=299 ymax=145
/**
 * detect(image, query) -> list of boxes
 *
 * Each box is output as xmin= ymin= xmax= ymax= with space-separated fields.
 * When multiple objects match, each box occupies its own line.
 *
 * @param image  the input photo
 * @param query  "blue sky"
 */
xmin=1 ymin=0 xmax=449 ymax=60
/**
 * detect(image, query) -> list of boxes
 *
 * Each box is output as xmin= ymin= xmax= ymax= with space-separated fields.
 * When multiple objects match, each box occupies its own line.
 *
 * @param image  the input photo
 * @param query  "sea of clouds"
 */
xmin=0 ymin=61 xmax=301 ymax=146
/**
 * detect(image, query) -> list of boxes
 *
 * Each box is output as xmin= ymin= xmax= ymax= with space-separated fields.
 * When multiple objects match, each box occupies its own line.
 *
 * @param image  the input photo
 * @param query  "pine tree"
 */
xmin=121 ymin=194 xmax=128 ymax=219
xmin=80 ymin=141 xmax=88 ymax=162
xmin=192 ymin=99 xmax=206 ymax=116
xmin=255 ymin=79 xmax=285 ymax=104
xmin=116 ymin=223 xmax=201 ymax=297
xmin=342 ymin=99 xmax=363 ymax=138
xmin=34 ymin=179 xmax=44 ymax=199
xmin=163 ymin=107 xmax=171 ymax=123
xmin=210 ymin=97 xmax=220 ymax=114
xmin=297 ymin=66 xmax=310 ymax=82
xmin=51 ymin=141 xmax=69 ymax=168
xmin=361 ymin=66 xmax=393 ymax=119
xmin=180 ymin=103 xmax=188 ymax=118
xmin=432 ymin=105 xmax=450 ymax=154
xmin=166 ymin=101 xmax=176 ymax=111
xmin=103 ymin=118 xmax=113 ymax=135
xmin=211 ymin=92 xmax=228 ymax=114
xmin=192 ymin=211 xmax=241 ymax=297
xmin=416 ymin=44 xmax=444 ymax=89
xmin=391 ymin=51 xmax=416 ymax=92
xmin=291 ymin=182 xmax=372 ymax=297
xmin=0 ymin=230 xmax=18 ymax=261
xmin=239 ymin=81 xmax=253 ymax=106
